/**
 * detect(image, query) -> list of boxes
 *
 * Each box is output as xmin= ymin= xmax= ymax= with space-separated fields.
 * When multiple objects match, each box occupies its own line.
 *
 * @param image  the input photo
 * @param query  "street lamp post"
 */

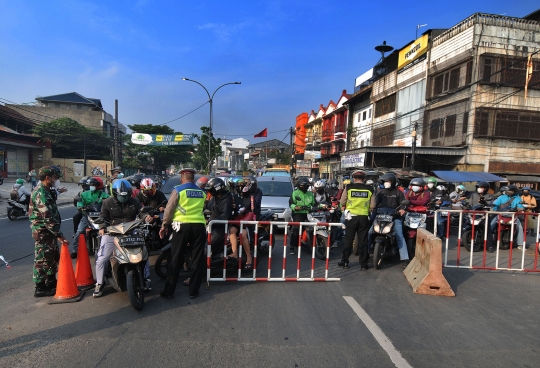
xmin=182 ymin=78 xmax=241 ymax=174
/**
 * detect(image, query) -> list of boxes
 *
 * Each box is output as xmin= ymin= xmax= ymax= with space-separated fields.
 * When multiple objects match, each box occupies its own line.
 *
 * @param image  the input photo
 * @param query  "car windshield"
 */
xmin=262 ymin=171 xmax=289 ymax=177
xmin=258 ymin=181 xmax=292 ymax=197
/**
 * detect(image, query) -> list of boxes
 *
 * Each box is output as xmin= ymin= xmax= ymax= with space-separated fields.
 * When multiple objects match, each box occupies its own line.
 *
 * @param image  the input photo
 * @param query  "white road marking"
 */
xmin=343 ymin=296 xmax=413 ymax=368
xmin=62 ymin=218 xmax=73 ymax=222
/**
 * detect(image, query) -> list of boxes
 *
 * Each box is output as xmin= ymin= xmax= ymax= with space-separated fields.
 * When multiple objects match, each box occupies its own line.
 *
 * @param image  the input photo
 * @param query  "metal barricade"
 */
xmin=434 ymin=209 xmax=540 ymax=272
xmin=206 ymin=219 xmax=345 ymax=283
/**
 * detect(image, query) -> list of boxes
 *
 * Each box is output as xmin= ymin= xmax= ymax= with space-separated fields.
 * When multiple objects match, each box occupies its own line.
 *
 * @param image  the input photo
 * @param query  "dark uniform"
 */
xmin=340 ymin=181 xmax=373 ymax=268
xmin=160 ymin=170 xmax=207 ymax=299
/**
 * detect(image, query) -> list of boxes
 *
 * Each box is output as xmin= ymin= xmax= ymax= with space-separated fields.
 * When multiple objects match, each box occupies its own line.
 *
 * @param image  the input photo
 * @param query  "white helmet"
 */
xmin=366 ymin=179 xmax=374 ymax=185
xmin=308 ymin=177 xmax=314 ymax=184
xmin=314 ymin=180 xmax=325 ymax=189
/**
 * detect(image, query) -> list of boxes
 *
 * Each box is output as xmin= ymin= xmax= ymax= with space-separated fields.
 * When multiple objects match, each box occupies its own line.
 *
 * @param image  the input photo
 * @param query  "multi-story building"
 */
xmin=216 ymin=137 xmax=249 ymax=173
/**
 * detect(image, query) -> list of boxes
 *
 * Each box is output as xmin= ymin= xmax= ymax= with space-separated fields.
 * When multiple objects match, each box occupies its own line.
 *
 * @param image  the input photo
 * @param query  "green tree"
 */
xmin=192 ymin=126 xmax=221 ymax=174
xmin=122 ymin=124 xmax=193 ymax=173
xmin=32 ymin=117 xmax=112 ymax=160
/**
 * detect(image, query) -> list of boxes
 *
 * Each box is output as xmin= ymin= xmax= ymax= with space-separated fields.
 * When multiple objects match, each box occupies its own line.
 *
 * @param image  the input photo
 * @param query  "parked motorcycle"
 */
xmin=371 ymin=200 xmax=409 ymax=269
xmin=7 ymin=199 xmax=27 ymax=220
xmin=94 ymin=208 xmax=151 ymax=311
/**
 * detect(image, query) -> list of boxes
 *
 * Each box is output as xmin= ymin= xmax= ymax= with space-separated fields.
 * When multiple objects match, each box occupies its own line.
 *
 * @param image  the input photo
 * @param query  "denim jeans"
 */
xmin=72 ymin=214 xmax=89 ymax=252
xmin=368 ymin=219 xmax=408 ymax=261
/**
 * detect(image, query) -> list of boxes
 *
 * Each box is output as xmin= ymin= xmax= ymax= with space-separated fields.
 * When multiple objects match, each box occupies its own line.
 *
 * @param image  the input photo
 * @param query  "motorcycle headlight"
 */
xmin=382 ymin=224 xmax=393 ymax=234
xmin=128 ymin=252 xmax=142 ymax=263
xmin=373 ymin=224 xmax=380 ymax=233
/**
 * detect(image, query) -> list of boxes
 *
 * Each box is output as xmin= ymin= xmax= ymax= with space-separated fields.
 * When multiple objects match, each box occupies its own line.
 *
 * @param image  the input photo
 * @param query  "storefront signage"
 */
xmin=341 ymin=153 xmax=365 ymax=168
xmin=131 ymin=133 xmax=193 ymax=146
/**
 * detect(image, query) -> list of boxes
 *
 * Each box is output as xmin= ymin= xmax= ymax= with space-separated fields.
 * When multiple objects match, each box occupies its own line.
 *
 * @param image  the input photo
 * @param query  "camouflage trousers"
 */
xmin=32 ymin=231 xmax=59 ymax=284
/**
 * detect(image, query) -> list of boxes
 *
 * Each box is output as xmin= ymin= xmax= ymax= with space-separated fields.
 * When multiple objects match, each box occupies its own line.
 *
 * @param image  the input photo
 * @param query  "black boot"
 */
xmin=45 ymin=277 xmax=57 ymax=290
xmin=338 ymin=260 xmax=349 ymax=269
xmin=34 ymin=282 xmax=55 ymax=298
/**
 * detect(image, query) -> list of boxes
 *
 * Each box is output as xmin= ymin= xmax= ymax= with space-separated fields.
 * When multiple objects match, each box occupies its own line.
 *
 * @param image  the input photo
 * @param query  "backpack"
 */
xmin=10 ymin=189 xmax=19 ymax=201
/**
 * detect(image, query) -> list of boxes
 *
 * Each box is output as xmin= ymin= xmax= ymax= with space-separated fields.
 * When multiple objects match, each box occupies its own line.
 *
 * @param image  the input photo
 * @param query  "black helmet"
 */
xmin=506 ymin=185 xmax=518 ymax=194
xmin=78 ymin=176 xmax=90 ymax=191
xmin=409 ymin=177 xmax=426 ymax=187
xmin=297 ymin=177 xmax=309 ymax=188
xmin=475 ymin=181 xmax=490 ymax=190
xmin=244 ymin=176 xmax=258 ymax=192
xmin=205 ymin=178 xmax=226 ymax=197
xmin=379 ymin=173 xmax=397 ymax=187
xmin=329 ymin=179 xmax=339 ymax=188
xmin=500 ymin=185 xmax=508 ymax=193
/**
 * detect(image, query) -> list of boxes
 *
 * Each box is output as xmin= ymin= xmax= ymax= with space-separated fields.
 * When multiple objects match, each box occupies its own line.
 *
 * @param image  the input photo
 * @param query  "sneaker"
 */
xmin=93 ymin=283 xmax=105 ymax=298
xmin=488 ymin=247 xmax=495 ymax=253
xmin=144 ymin=278 xmax=152 ymax=292
xmin=401 ymin=260 xmax=410 ymax=269
xmin=289 ymin=247 xmax=295 ymax=255
xmin=70 ymin=252 xmax=78 ymax=259
xmin=517 ymin=245 xmax=527 ymax=250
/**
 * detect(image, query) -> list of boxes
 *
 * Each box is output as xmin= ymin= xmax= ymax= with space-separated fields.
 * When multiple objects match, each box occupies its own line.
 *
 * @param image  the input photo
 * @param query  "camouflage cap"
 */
xmin=39 ymin=166 xmax=62 ymax=178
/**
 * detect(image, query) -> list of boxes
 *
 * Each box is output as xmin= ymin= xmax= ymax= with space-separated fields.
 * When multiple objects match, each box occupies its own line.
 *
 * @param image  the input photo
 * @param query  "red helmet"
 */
xmin=87 ymin=176 xmax=104 ymax=190
xmin=140 ymin=178 xmax=156 ymax=197
xmin=196 ymin=176 xmax=209 ymax=189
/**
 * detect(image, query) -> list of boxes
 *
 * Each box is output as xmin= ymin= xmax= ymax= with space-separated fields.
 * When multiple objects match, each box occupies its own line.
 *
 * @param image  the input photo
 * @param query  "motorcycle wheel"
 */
xmin=500 ymin=231 xmax=510 ymax=250
xmin=463 ymin=230 xmax=483 ymax=252
xmin=7 ymin=208 xmax=18 ymax=221
xmin=154 ymin=248 xmax=171 ymax=279
xmin=87 ymin=236 xmax=96 ymax=256
xmin=373 ymin=242 xmax=383 ymax=269
xmin=315 ymin=236 xmax=327 ymax=260
xmin=126 ymin=270 xmax=144 ymax=311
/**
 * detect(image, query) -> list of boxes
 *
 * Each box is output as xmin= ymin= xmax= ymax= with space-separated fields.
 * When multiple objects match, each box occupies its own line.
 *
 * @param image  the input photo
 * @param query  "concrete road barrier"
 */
xmin=403 ymin=228 xmax=455 ymax=297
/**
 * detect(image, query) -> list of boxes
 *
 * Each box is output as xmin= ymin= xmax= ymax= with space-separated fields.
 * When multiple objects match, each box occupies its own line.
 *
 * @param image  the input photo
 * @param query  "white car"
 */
xmin=257 ymin=176 xmax=294 ymax=226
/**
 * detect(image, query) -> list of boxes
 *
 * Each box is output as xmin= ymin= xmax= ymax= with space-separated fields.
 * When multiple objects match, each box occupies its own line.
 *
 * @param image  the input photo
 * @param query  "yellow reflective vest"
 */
xmin=172 ymin=183 xmax=206 ymax=224
xmin=345 ymin=183 xmax=373 ymax=216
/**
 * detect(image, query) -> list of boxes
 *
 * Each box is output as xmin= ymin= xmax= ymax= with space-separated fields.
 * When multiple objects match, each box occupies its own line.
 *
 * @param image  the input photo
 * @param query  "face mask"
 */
xmin=54 ymin=179 xmax=61 ymax=188
xmin=384 ymin=182 xmax=391 ymax=189
xmin=117 ymin=173 xmax=124 ymax=178
xmin=89 ymin=186 xmax=96 ymax=192
xmin=523 ymin=191 xmax=530 ymax=196
xmin=331 ymin=184 xmax=337 ymax=188
xmin=299 ymin=186 xmax=308 ymax=193
xmin=411 ymin=186 xmax=420 ymax=193
xmin=427 ymin=183 xmax=434 ymax=189
xmin=477 ymin=188 xmax=484 ymax=194
xmin=506 ymin=191 xmax=515 ymax=197
xmin=117 ymin=194 xmax=129 ymax=203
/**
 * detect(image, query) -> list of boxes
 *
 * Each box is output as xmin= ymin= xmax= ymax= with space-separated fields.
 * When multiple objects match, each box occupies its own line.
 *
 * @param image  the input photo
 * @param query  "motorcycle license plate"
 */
xmin=409 ymin=213 xmax=423 ymax=218
xmin=118 ymin=236 xmax=145 ymax=246
xmin=88 ymin=212 xmax=101 ymax=217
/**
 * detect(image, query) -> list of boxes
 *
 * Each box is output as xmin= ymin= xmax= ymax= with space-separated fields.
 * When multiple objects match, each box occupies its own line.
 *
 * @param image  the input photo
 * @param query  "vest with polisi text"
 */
xmin=172 ymin=183 xmax=206 ymax=224
xmin=346 ymin=183 xmax=373 ymax=216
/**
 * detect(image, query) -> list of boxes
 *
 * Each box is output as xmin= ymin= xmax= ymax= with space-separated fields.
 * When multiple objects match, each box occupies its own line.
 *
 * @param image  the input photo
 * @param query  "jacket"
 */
xmin=136 ymin=189 xmax=167 ymax=209
xmin=29 ymin=182 xmax=62 ymax=237
xmin=405 ymin=190 xmax=430 ymax=207
xmin=77 ymin=189 xmax=109 ymax=209
xmin=209 ymin=191 xmax=233 ymax=228
xmin=289 ymin=189 xmax=316 ymax=214
xmin=466 ymin=192 xmax=494 ymax=207
xmin=370 ymin=187 xmax=405 ymax=210
xmin=521 ymin=194 xmax=537 ymax=212
xmin=99 ymin=196 xmax=142 ymax=229
xmin=241 ymin=188 xmax=262 ymax=217
xmin=492 ymin=194 xmax=524 ymax=212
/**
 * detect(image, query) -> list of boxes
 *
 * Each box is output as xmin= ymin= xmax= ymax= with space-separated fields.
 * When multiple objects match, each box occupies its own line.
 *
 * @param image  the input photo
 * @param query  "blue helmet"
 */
xmin=112 ymin=179 xmax=132 ymax=196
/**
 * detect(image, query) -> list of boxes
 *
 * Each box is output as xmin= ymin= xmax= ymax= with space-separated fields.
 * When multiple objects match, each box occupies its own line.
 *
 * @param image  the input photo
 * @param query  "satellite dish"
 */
xmin=375 ymin=41 xmax=394 ymax=59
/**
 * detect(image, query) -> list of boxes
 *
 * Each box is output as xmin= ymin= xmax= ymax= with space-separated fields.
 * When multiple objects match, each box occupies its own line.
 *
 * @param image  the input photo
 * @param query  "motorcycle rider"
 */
xmin=425 ymin=177 xmax=448 ymax=203
xmin=339 ymin=170 xmax=374 ymax=270
xmin=466 ymin=182 xmax=495 ymax=208
xmin=12 ymin=178 xmax=31 ymax=213
xmin=137 ymin=177 xmax=167 ymax=210
xmin=94 ymin=179 xmax=145 ymax=298
xmin=71 ymin=177 xmax=109 ymax=259
xmin=289 ymin=177 xmax=316 ymax=255
xmin=326 ymin=179 xmax=340 ymax=198
xmin=73 ymin=177 xmax=90 ymax=233
xmin=405 ymin=178 xmax=430 ymax=206
xmin=489 ymin=184 xmax=525 ymax=252
xmin=369 ymin=173 xmax=409 ymax=268
xmin=520 ymin=187 xmax=537 ymax=235
xmin=314 ymin=180 xmax=330 ymax=205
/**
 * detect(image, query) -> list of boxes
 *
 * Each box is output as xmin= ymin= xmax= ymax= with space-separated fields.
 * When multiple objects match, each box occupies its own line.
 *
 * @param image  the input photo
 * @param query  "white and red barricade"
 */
xmin=206 ymin=219 xmax=345 ymax=283
xmin=434 ymin=209 xmax=540 ymax=272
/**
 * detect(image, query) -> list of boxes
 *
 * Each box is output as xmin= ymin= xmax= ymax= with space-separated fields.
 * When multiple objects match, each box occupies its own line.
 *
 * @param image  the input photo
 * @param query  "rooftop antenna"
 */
xmin=374 ymin=41 xmax=394 ymax=63
xmin=416 ymin=24 xmax=427 ymax=39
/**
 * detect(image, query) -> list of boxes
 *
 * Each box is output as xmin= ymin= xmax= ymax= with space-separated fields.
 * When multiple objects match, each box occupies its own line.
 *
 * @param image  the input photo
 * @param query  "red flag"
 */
xmin=254 ymin=128 xmax=267 ymax=138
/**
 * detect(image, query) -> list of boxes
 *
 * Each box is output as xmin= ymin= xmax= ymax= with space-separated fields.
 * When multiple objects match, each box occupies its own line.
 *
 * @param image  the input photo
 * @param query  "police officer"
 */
xmin=339 ymin=170 xmax=373 ymax=270
xmin=29 ymin=166 xmax=68 ymax=297
xmin=159 ymin=168 xmax=207 ymax=299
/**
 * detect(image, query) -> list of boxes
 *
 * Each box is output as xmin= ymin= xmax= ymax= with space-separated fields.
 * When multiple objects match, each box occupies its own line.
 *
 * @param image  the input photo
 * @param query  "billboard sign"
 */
xmin=398 ymin=34 xmax=429 ymax=71
xmin=341 ymin=153 xmax=365 ymax=168
xmin=131 ymin=133 xmax=194 ymax=146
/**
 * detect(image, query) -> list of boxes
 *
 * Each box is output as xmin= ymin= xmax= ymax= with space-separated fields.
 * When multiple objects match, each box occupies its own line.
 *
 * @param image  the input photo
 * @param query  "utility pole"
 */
xmin=114 ymin=99 xmax=119 ymax=167
xmin=289 ymin=127 xmax=295 ymax=174
xmin=411 ymin=121 xmax=417 ymax=171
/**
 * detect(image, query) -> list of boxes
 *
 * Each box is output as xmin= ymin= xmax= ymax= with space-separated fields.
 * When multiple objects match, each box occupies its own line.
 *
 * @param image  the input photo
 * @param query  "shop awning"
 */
xmin=433 ymin=171 xmax=506 ymax=183
xmin=505 ymin=175 xmax=540 ymax=183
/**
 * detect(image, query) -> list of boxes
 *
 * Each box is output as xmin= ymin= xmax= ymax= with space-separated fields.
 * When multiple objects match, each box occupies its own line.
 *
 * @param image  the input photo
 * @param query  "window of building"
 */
xmin=372 ymin=124 xmax=395 ymax=146
xmin=432 ymin=66 xmax=461 ymax=96
xmin=360 ymin=140 xmax=364 ymax=148
xmin=474 ymin=110 xmax=490 ymax=137
xmin=445 ymin=114 xmax=456 ymax=137
xmin=462 ymin=112 xmax=469 ymax=134
xmin=429 ymin=119 xmax=442 ymax=140
xmin=374 ymin=94 xmax=396 ymax=118
xmin=480 ymin=55 xmax=540 ymax=88
xmin=368 ymin=109 xmax=372 ymax=119
xmin=362 ymin=111 xmax=367 ymax=121
xmin=357 ymin=113 xmax=361 ymax=122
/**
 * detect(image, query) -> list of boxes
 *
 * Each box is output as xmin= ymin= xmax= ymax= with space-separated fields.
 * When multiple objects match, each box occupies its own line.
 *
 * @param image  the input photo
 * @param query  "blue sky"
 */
xmin=0 ymin=1 xmax=536 ymax=143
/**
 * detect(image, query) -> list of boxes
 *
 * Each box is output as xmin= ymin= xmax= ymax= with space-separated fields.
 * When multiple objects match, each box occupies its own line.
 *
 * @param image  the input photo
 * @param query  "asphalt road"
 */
xmin=1 ymin=212 xmax=540 ymax=367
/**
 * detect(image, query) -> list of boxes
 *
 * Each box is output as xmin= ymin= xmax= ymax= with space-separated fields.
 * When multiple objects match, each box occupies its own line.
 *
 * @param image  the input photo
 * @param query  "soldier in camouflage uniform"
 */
xmin=29 ymin=166 xmax=69 ymax=297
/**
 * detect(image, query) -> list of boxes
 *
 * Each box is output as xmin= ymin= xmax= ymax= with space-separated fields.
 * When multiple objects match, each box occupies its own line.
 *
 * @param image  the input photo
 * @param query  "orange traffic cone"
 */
xmin=48 ymin=241 xmax=84 ymax=304
xmin=75 ymin=234 xmax=95 ymax=290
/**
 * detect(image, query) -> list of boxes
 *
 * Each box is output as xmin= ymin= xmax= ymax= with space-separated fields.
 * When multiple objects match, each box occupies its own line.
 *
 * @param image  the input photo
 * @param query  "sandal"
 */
xmin=244 ymin=263 xmax=253 ymax=270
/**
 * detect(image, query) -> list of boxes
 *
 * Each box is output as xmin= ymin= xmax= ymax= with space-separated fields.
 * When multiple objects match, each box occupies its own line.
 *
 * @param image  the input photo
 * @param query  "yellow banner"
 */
xmin=398 ymin=34 xmax=429 ymax=70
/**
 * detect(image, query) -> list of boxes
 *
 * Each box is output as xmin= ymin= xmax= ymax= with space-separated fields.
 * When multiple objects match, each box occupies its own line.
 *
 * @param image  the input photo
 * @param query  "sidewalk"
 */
xmin=0 ymin=178 xmax=80 ymax=217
